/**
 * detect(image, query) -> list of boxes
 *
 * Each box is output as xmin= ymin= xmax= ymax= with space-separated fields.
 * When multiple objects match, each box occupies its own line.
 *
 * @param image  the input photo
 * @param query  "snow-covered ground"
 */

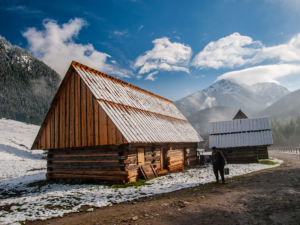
xmin=0 ymin=118 xmax=283 ymax=225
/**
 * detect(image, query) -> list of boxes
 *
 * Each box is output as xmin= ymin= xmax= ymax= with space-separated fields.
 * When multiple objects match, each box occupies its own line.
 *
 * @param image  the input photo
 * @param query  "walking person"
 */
xmin=211 ymin=146 xmax=226 ymax=184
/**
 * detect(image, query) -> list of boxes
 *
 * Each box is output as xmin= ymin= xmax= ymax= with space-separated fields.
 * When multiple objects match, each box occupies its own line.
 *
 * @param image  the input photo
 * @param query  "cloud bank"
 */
xmin=22 ymin=17 xmax=300 ymax=86
xmin=23 ymin=18 xmax=132 ymax=78
xmin=216 ymin=64 xmax=300 ymax=85
xmin=194 ymin=32 xmax=300 ymax=85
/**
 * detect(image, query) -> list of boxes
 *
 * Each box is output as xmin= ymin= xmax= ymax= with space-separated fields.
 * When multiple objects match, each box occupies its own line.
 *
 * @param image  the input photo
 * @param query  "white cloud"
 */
xmin=195 ymin=75 xmax=205 ymax=79
xmin=192 ymin=32 xmax=262 ymax=69
xmin=266 ymin=0 xmax=300 ymax=10
xmin=145 ymin=71 xmax=158 ymax=81
xmin=134 ymin=37 xmax=192 ymax=75
xmin=252 ymin=33 xmax=300 ymax=63
xmin=193 ymin=32 xmax=300 ymax=70
xmin=216 ymin=64 xmax=300 ymax=85
xmin=4 ymin=5 xmax=42 ymax=15
xmin=22 ymin=18 xmax=132 ymax=78
xmin=113 ymin=30 xmax=128 ymax=36
xmin=204 ymin=97 xmax=216 ymax=108
xmin=138 ymin=25 xmax=144 ymax=31
xmin=175 ymin=36 xmax=180 ymax=39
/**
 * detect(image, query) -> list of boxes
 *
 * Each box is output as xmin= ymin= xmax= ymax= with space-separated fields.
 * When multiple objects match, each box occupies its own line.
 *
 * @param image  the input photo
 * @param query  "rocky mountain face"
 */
xmin=174 ymin=79 xmax=290 ymax=118
xmin=0 ymin=35 xmax=61 ymax=125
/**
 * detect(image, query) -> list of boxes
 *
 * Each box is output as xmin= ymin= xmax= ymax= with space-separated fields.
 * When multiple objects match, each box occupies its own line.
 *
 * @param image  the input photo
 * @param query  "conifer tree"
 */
xmin=26 ymin=115 xmax=30 ymax=124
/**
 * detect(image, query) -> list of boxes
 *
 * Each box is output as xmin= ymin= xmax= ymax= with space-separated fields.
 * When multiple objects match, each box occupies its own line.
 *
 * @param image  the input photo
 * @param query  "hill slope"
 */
xmin=259 ymin=89 xmax=300 ymax=120
xmin=0 ymin=35 xmax=61 ymax=124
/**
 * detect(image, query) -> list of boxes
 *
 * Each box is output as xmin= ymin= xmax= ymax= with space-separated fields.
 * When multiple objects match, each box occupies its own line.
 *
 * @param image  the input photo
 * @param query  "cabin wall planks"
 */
xmin=32 ymin=71 xmax=127 ymax=149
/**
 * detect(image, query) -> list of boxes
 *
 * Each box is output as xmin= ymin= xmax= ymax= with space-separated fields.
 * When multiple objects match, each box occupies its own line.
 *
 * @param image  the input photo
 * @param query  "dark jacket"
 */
xmin=212 ymin=150 xmax=225 ymax=165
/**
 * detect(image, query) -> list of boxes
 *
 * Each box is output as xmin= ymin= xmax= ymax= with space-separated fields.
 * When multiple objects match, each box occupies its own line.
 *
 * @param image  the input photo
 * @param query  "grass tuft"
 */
xmin=112 ymin=178 xmax=156 ymax=189
xmin=258 ymin=160 xmax=278 ymax=166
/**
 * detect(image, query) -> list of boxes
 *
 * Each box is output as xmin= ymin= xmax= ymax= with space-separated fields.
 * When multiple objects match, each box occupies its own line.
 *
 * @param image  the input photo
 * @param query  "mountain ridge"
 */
xmin=175 ymin=79 xmax=290 ymax=118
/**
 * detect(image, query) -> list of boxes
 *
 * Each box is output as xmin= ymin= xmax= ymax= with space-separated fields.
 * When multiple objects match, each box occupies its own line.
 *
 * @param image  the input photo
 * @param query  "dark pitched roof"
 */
xmin=233 ymin=109 xmax=248 ymax=120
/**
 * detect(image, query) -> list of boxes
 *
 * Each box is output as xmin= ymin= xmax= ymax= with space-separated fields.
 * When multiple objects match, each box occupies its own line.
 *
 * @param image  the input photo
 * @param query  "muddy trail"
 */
xmin=29 ymin=152 xmax=300 ymax=225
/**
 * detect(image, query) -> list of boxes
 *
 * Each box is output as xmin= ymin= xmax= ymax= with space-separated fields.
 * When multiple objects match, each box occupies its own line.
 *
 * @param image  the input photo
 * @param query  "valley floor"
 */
xmin=28 ymin=152 xmax=300 ymax=225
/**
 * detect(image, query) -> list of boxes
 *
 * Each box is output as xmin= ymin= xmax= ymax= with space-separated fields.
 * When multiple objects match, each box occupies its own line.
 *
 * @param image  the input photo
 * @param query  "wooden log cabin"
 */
xmin=31 ymin=61 xmax=203 ymax=183
xmin=208 ymin=110 xmax=273 ymax=164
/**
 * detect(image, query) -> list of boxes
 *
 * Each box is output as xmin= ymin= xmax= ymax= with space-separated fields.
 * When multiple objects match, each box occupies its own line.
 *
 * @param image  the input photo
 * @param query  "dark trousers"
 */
xmin=213 ymin=162 xmax=224 ymax=183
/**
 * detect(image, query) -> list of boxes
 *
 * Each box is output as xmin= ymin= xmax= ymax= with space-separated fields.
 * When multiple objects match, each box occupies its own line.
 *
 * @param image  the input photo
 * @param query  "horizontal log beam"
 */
xmin=48 ymin=156 xmax=122 ymax=161
xmin=48 ymin=174 xmax=128 ymax=181
xmin=49 ymin=150 xmax=120 ymax=155
xmin=48 ymin=170 xmax=129 ymax=175
xmin=48 ymin=162 xmax=125 ymax=169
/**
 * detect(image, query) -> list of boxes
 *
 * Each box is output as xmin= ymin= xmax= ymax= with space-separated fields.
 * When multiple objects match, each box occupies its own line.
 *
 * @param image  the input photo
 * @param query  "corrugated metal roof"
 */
xmin=99 ymin=101 xmax=202 ymax=143
xmin=74 ymin=66 xmax=186 ymax=120
xmin=209 ymin=117 xmax=273 ymax=148
xmin=210 ymin=117 xmax=271 ymax=134
xmin=209 ymin=131 xmax=273 ymax=148
xmin=72 ymin=62 xmax=201 ymax=143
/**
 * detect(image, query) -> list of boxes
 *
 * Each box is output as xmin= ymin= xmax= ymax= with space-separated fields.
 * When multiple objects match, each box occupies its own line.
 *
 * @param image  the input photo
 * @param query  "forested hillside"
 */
xmin=271 ymin=115 xmax=300 ymax=147
xmin=0 ymin=35 xmax=61 ymax=125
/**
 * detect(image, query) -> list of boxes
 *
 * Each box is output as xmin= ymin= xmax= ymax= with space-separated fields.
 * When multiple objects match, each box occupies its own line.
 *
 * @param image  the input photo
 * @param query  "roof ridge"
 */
xmin=71 ymin=61 xmax=173 ymax=104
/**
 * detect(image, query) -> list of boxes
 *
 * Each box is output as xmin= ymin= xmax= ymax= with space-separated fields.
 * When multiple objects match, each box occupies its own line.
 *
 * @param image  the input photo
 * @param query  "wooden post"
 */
xmin=54 ymin=100 xmax=59 ymax=148
xmin=65 ymin=78 xmax=70 ymax=148
xmin=138 ymin=148 xmax=145 ymax=165
xmin=94 ymin=99 xmax=99 ymax=146
xmin=81 ymin=79 xmax=87 ymax=146
xmin=70 ymin=73 xmax=75 ymax=148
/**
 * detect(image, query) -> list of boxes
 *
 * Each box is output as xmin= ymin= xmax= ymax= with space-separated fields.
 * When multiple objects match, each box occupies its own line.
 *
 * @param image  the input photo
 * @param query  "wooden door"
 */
xmin=137 ymin=148 xmax=145 ymax=165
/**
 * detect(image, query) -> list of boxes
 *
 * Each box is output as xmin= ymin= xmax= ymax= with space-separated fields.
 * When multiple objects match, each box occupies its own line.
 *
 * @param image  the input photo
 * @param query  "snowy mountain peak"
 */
xmin=203 ymin=79 xmax=243 ymax=96
xmin=250 ymin=82 xmax=290 ymax=100
xmin=0 ymin=36 xmax=34 ymax=70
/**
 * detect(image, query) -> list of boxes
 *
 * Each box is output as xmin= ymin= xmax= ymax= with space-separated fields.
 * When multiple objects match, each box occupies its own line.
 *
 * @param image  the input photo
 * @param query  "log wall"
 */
xmin=47 ymin=145 xmax=132 ymax=182
xmin=257 ymin=146 xmax=269 ymax=159
xmin=220 ymin=147 xmax=258 ymax=164
xmin=32 ymin=71 xmax=127 ymax=150
xmin=167 ymin=149 xmax=184 ymax=172
xmin=46 ymin=142 xmax=199 ymax=183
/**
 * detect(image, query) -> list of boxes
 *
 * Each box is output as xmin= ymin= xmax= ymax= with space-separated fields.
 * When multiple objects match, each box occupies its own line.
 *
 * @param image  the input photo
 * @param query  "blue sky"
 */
xmin=1 ymin=0 xmax=300 ymax=100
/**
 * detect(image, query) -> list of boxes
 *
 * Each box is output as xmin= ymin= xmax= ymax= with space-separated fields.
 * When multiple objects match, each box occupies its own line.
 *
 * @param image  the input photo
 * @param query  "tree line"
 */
xmin=271 ymin=115 xmax=300 ymax=147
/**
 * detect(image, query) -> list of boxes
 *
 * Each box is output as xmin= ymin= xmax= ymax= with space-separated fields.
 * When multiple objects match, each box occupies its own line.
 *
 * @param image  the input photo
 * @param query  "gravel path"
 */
xmin=29 ymin=152 xmax=300 ymax=225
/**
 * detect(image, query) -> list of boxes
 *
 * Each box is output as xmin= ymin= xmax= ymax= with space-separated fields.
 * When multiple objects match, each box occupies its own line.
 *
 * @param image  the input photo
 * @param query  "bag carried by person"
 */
xmin=218 ymin=150 xmax=229 ymax=175
xmin=224 ymin=167 xmax=229 ymax=175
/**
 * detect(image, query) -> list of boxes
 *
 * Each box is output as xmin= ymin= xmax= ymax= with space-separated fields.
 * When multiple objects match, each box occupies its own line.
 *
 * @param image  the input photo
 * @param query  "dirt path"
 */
xmin=29 ymin=152 xmax=300 ymax=225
